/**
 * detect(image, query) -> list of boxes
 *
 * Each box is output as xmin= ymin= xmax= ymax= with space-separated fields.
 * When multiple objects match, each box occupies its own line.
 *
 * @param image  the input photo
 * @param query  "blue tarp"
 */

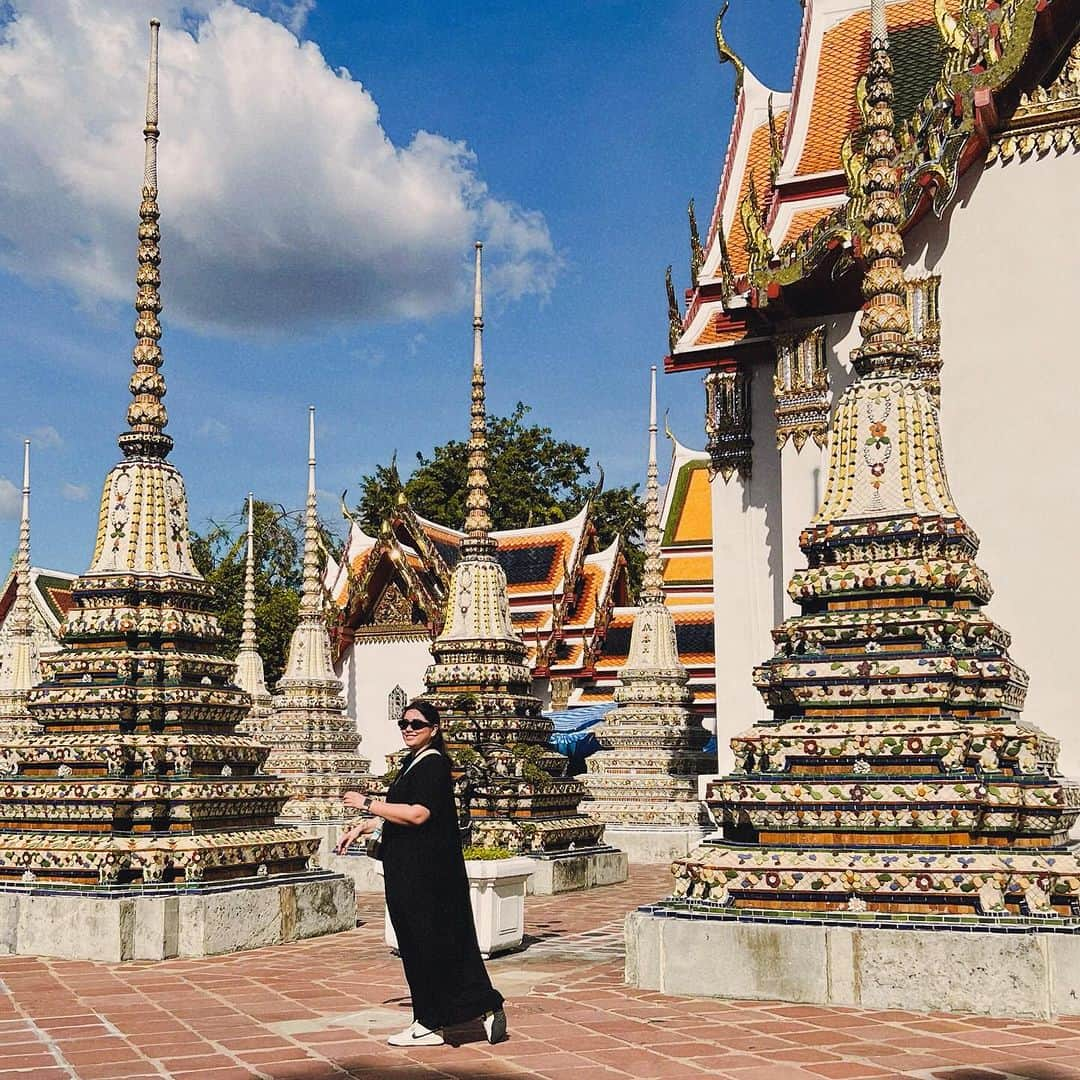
xmin=545 ymin=702 xmax=615 ymax=775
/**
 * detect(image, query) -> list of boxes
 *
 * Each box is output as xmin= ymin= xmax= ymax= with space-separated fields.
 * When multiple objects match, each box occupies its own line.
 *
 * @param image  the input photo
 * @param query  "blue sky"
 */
xmin=0 ymin=0 xmax=803 ymax=572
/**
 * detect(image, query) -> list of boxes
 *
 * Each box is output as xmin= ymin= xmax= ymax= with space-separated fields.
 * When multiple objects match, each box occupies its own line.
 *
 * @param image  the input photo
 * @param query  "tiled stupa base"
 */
xmin=525 ymin=846 xmax=628 ymax=895
xmin=299 ymin=822 xmax=385 ymax=893
xmin=0 ymin=871 xmax=355 ymax=962
xmin=626 ymin=903 xmax=1080 ymax=1019
xmin=598 ymin=825 xmax=710 ymax=864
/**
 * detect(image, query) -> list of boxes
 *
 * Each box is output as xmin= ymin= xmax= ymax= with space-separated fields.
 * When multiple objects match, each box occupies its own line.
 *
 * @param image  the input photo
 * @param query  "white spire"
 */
xmin=870 ymin=0 xmax=887 ymax=45
xmin=234 ymin=492 xmax=270 ymax=705
xmin=640 ymin=366 xmax=664 ymax=606
xmin=144 ymin=19 xmax=160 ymax=191
xmin=0 ymin=439 xmax=41 ymax=713
xmin=299 ymin=405 xmax=322 ymax=615
xmin=11 ymin=440 xmax=33 ymax=635
xmin=278 ymin=407 xmax=337 ymax=683
xmin=464 ymin=241 xmax=493 ymax=546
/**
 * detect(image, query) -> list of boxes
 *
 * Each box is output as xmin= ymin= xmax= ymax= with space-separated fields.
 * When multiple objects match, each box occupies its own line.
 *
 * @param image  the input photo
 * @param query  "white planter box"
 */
xmin=379 ymin=857 xmax=534 ymax=958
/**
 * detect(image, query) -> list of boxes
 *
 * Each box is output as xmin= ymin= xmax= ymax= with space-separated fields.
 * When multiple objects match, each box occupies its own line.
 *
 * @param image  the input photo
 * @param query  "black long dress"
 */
xmin=382 ymin=749 xmax=504 ymax=1031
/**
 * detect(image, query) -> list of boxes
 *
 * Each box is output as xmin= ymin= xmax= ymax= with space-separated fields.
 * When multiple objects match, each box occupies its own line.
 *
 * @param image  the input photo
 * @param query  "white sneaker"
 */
xmin=483 ymin=1008 xmax=507 ymax=1044
xmin=387 ymin=1021 xmax=444 ymax=1047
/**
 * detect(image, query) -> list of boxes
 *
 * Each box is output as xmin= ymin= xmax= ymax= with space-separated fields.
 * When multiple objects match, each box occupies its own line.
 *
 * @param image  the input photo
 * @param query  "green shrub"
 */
xmin=462 ymin=845 xmax=516 ymax=861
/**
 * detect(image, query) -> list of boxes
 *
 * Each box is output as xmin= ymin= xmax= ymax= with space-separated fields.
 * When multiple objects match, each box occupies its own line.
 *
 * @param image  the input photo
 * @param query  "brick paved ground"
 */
xmin=1 ymin=865 xmax=1078 ymax=1079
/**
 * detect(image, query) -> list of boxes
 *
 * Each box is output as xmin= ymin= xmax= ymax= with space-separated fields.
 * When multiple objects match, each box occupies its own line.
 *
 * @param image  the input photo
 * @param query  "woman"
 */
xmin=337 ymin=699 xmax=507 ymax=1047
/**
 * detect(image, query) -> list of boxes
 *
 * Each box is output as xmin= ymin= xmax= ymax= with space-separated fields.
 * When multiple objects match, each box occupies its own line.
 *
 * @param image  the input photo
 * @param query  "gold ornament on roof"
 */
xmin=714 ymin=2 xmax=747 ymax=102
xmin=766 ymin=93 xmax=784 ymax=183
xmin=688 ymin=198 xmax=704 ymax=286
xmin=665 ymin=265 xmax=682 ymax=353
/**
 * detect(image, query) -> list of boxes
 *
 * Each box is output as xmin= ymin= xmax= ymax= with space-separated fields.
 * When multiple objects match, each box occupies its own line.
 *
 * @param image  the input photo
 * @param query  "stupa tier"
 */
xmin=264 ymin=408 xmax=370 ymax=821
xmin=0 ymin=21 xmax=317 ymax=890
xmin=672 ymin=7 xmax=1080 ymax=918
xmin=422 ymin=244 xmax=604 ymax=856
xmin=582 ymin=368 xmax=711 ymax=847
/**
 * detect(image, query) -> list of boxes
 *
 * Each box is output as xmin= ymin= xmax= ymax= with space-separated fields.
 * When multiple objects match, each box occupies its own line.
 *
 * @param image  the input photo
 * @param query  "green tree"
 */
xmin=356 ymin=403 xmax=646 ymax=591
xmin=190 ymin=499 xmax=308 ymax=688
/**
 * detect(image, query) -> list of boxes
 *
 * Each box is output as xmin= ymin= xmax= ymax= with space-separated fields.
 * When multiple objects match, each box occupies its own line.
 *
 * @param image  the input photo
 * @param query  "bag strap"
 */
xmin=399 ymin=747 xmax=440 ymax=779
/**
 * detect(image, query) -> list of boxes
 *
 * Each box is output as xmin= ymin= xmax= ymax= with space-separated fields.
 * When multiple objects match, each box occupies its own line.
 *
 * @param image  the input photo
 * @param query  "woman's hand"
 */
xmin=334 ymin=820 xmax=372 ymax=855
xmin=343 ymin=790 xmax=371 ymax=812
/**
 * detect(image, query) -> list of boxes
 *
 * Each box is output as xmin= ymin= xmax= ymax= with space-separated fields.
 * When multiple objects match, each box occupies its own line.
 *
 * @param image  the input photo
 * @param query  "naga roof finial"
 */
xmin=119 ymin=19 xmax=172 ymax=461
xmin=640 ymin=366 xmax=665 ymax=607
xmin=665 ymin=265 xmax=682 ymax=353
xmin=766 ymin=93 xmax=784 ymax=182
xmin=853 ymin=0 xmax=915 ymax=375
xmin=462 ymin=242 xmax=494 ymax=552
xmin=715 ymin=2 xmax=747 ymax=103
xmin=688 ymin=197 xmax=704 ymax=286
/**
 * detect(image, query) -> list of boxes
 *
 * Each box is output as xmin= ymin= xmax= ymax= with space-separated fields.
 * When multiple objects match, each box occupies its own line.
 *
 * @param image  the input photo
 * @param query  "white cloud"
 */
xmin=0 ymin=477 xmax=18 ymax=519
xmin=0 ymin=1 xmax=558 ymax=337
xmin=29 ymin=425 xmax=63 ymax=449
xmin=241 ymin=1 xmax=315 ymax=36
xmin=61 ymin=481 xmax=88 ymax=501
xmin=197 ymin=417 xmax=230 ymax=444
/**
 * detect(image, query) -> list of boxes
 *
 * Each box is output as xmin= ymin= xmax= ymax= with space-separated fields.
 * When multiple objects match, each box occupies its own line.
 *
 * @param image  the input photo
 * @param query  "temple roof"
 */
xmin=668 ymin=0 xmax=1070 ymax=363
xmin=785 ymin=0 xmax=948 ymax=182
xmin=331 ymin=500 xmax=628 ymax=680
xmin=699 ymin=66 xmax=790 ymax=285
xmin=0 ymin=567 xmax=75 ymax=636
xmin=659 ymin=435 xmax=713 ymax=602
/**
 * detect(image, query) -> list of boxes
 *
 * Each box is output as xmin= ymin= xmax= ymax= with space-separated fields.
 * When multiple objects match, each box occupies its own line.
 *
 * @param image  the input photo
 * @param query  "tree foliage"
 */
xmin=189 ymin=499 xmax=307 ymax=688
xmin=356 ymin=403 xmax=646 ymax=590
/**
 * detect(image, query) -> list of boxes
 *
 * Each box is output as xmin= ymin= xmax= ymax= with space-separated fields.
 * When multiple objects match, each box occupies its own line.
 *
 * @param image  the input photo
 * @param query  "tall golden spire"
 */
xmin=119 ymin=19 xmax=172 ymax=461
xmin=853 ymin=0 xmax=916 ymax=376
xmin=640 ymin=367 xmax=664 ymax=606
xmin=463 ymin=241 xmax=495 ymax=556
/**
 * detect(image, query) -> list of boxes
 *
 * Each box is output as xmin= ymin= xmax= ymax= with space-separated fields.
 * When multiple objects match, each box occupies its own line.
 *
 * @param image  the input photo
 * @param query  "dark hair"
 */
xmin=403 ymin=699 xmax=446 ymax=753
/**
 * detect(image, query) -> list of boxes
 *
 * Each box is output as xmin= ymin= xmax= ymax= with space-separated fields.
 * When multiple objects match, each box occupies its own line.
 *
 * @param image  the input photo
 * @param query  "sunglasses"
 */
xmin=397 ymin=719 xmax=434 ymax=731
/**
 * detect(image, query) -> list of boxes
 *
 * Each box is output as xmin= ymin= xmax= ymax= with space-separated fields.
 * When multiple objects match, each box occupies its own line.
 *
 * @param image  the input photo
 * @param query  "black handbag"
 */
xmin=365 ymin=823 xmax=384 ymax=861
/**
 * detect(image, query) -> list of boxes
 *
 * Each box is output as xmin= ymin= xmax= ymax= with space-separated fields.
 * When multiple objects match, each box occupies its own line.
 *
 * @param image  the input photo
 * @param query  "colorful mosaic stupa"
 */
xmin=234 ymin=494 xmax=273 ymax=738
xmin=421 ymin=244 xmax=605 ymax=855
xmin=581 ymin=368 xmax=711 ymax=843
xmin=0 ymin=441 xmax=41 ymax=739
xmin=265 ymin=409 xmax=369 ymax=820
xmin=0 ymin=22 xmax=319 ymax=888
xmin=672 ymin=0 xmax=1080 ymax=918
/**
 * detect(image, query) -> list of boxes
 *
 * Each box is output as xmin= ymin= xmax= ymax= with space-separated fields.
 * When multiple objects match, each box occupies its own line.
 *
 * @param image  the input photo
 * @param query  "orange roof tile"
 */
xmin=662 ymin=555 xmax=713 ymax=586
xmin=693 ymin=308 xmax=756 ymax=348
xmin=549 ymin=642 xmax=585 ymax=672
xmin=727 ymin=110 xmax=788 ymax=276
xmin=668 ymin=466 xmax=712 ymax=544
xmin=795 ymin=0 xmax=945 ymax=177
xmin=778 ymin=204 xmax=836 ymax=249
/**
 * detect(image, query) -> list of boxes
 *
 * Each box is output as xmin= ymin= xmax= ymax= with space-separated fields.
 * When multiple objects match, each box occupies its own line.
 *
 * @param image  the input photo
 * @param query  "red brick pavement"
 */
xmin=0 ymin=866 xmax=1078 ymax=1079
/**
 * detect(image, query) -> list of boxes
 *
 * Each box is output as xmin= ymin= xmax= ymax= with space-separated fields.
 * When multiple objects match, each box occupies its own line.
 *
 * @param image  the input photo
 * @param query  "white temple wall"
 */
xmin=709 ymin=369 xmax=783 ymax=770
xmin=337 ymin=638 xmax=433 ymax=774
